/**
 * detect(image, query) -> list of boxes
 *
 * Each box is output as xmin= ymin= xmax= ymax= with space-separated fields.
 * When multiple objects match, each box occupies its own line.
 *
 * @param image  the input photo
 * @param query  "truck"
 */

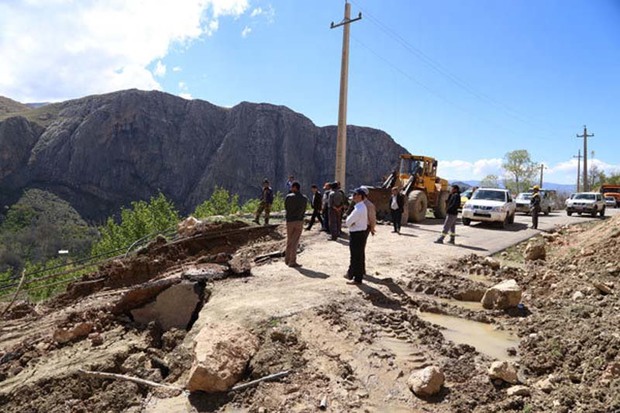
xmin=365 ymin=154 xmax=450 ymax=224
xmin=600 ymin=184 xmax=620 ymax=207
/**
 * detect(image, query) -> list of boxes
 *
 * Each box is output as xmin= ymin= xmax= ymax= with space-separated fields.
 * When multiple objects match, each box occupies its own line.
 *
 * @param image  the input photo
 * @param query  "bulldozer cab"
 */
xmin=397 ymin=155 xmax=441 ymax=194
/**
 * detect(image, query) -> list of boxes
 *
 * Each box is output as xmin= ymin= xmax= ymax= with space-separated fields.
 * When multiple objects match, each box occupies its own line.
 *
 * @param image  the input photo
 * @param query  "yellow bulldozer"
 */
xmin=366 ymin=154 xmax=450 ymax=223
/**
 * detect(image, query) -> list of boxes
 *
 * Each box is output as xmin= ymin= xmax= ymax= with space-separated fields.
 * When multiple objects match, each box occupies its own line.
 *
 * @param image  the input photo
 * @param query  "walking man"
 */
xmin=327 ymin=182 xmax=345 ymax=240
xmin=306 ymin=184 xmax=323 ymax=230
xmin=530 ymin=185 xmax=541 ymax=229
xmin=361 ymin=186 xmax=376 ymax=278
xmin=321 ymin=182 xmax=331 ymax=232
xmin=254 ymin=179 xmax=274 ymax=225
xmin=389 ymin=187 xmax=405 ymax=234
xmin=345 ymin=188 xmax=368 ymax=284
xmin=284 ymin=181 xmax=308 ymax=267
xmin=435 ymin=185 xmax=461 ymax=244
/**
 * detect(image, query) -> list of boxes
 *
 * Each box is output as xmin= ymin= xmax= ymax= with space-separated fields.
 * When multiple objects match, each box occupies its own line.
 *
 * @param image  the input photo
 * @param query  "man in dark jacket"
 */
xmin=530 ymin=185 xmax=541 ymax=229
xmin=254 ymin=179 xmax=274 ymax=225
xmin=284 ymin=181 xmax=308 ymax=267
xmin=305 ymin=184 xmax=323 ymax=230
xmin=389 ymin=187 xmax=405 ymax=234
xmin=435 ymin=185 xmax=461 ymax=244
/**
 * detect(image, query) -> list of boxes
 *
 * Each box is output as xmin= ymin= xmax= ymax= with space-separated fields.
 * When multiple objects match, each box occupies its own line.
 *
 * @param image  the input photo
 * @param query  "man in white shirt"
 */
xmin=345 ymin=188 xmax=368 ymax=284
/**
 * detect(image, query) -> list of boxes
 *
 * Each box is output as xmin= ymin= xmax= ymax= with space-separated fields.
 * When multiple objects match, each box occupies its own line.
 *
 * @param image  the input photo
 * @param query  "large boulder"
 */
xmin=407 ymin=365 xmax=445 ymax=397
xmin=524 ymin=240 xmax=546 ymax=261
xmin=488 ymin=361 xmax=518 ymax=384
xmin=187 ymin=324 xmax=260 ymax=393
xmin=481 ymin=279 xmax=522 ymax=310
xmin=130 ymin=282 xmax=202 ymax=330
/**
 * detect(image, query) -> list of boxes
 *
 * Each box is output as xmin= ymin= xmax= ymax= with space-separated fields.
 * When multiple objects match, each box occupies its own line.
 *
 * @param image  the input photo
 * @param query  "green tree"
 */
xmin=193 ymin=187 xmax=240 ymax=218
xmin=91 ymin=193 xmax=179 ymax=257
xmin=588 ymin=164 xmax=607 ymax=190
xmin=502 ymin=150 xmax=538 ymax=194
xmin=480 ymin=174 xmax=500 ymax=188
xmin=271 ymin=191 xmax=285 ymax=212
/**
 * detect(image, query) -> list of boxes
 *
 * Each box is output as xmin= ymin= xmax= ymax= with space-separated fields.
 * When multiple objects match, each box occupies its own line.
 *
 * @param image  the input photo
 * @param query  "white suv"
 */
xmin=566 ymin=192 xmax=606 ymax=217
xmin=462 ymin=188 xmax=516 ymax=228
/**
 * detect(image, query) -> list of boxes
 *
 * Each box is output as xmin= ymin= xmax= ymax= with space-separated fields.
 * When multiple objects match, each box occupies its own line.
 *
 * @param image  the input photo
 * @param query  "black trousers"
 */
xmin=391 ymin=209 xmax=402 ymax=232
xmin=306 ymin=208 xmax=323 ymax=229
xmin=349 ymin=231 xmax=366 ymax=282
xmin=532 ymin=208 xmax=539 ymax=229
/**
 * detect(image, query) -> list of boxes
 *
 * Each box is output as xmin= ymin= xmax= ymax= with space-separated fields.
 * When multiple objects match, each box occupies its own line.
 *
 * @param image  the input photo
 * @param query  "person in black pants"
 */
xmin=345 ymin=189 xmax=369 ymax=284
xmin=389 ymin=187 xmax=405 ymax=234
xmin=530 ymin=185 xmax=541 ymax=229
xmin=306 ymin=184 xmax=323 ymax=230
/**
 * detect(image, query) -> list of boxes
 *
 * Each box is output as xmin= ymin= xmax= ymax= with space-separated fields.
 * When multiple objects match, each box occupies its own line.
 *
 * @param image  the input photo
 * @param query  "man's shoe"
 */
xmin=447 ymin=238 xmax=455 ymax=245
xmin=288 ymin=263 xmax=302 ymax=268
xmin=434 ymin=238 xmax=444 ymax=244
xmin=346 ymin=279 xmax=362 ymax=285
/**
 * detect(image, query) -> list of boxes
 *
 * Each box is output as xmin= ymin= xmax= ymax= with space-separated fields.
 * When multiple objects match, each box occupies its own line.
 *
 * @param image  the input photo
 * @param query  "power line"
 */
xmin=577 ymin=125 xmax=594 ymax=191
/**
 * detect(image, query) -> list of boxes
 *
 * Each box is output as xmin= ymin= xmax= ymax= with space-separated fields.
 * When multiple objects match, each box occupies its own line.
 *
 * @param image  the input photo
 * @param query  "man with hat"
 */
xmin=327 ymin=181 xmax=345 ymax=240
xmin=530 ymin=185 xmax=541 ymax=229
xmin=435 ymin=184 xmax=461 ymax=244
xmin=345 ymin=188 xmax=368 ymax=284
xmin=254 ymin=179 xmax=274 ymax=225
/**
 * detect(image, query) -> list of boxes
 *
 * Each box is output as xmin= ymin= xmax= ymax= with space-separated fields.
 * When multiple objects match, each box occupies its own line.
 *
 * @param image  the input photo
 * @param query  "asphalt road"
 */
xmin=400 ymin=207 xmax=620 ymax=256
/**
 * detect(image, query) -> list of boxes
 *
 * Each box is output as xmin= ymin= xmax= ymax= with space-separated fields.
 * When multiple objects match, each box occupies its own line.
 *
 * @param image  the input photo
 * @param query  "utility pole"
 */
xmin=539 ymin=164 xmax=545 ymax=188
xmin=576 ymin=125 xmax=594 ymax=192
xmin=330 ymin=1 xmax=361 ymax=190
xmin=573 ymin=150 xmax=582 ymax=192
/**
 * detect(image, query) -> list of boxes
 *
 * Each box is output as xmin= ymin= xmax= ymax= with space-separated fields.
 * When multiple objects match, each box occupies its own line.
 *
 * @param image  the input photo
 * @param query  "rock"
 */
xmin=113 ymin=278 xmax=180 ymax=314
xmin=182 ymin=264 xmax=229 ymax=282
xmin=524 ymin=240 xmax=546 ymax=261
xmin=571 ymin=291 xmax=585 ymax=300
xmin=131 ymin=282 xmax=203 ymax=330
xmin=483 ymin=257 xmax=501 ymax=270
xmin=507 ymin=385 xmax=531 ymax=396
xmin=601 ymin=362 xmax=620 ymax=383
xmin=481 ymin=279 xmax=522 ymax=310
xmin=88 ymin=332 xmax=104 ymax=346
xmin=535 ymin=376 xmax=555 ymax=393
xmin=593 ymin=282 xmax=612 ymax=295
xmin=580 ymin=248 xmax=595 ymax=257
xmin=488 ymin=361 xmax=518 ymax=384
xmin=53 ymin=322 xmax=94 ymax=344
xmin=453 ymin=289 xmax=485 ymax=302
xmin=187 ymin=323 xmax=259 ymax=393
xmin=407 ymin=365 xmax=445 ymax=397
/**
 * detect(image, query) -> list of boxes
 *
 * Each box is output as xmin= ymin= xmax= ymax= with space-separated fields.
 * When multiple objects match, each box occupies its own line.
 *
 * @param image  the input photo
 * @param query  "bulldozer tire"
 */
xmin=434 ymin=190 xmax=449 ymax=219
xmin=408 ymin=190 xmax=428 ymax=223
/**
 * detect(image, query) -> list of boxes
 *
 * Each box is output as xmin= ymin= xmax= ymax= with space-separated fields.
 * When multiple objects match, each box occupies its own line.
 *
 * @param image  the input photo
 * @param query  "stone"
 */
xmin=187 ymin=323 xmax=260 ymax=393
xmin=507 ymin=385 xmax=531 ymax=397
xmin=407 ymin=365 xmax=445 ymax=397
xmin=535 ymin=376 xmax=555 ymax=393
xmin=88 ymin=332 xmax=104 ymax=346
xmin=53 ymin=322 xmax=94 ymax=344
xmin=131 ymin=282 xmax=202 ymax=330
xmin=182 ymin=264 xmax=229 ymax=282
xmin=483 ymin=257 xmax=501 ymax=270
xmin=488 ymin=361 xmax=518 ymax=384
xmin=113 ymin=278 xmax=180 ymax=314
xmin=453 ymin=289 xmax=485 ymax=302
xmin=571 ymin=291 xmax=585 ymax=301
xmin=592 ymin=282 xmax=613 ymax=295
xmin=481 ymin=279 xmax=522 ymax=310
xmin=524 ymin=240 xmax=546 ymax=261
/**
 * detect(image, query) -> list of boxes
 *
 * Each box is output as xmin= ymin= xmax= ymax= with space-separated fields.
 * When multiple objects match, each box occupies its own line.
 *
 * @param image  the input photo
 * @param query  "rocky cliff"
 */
xmin=0 ymin=89 xmax=406 ymax=221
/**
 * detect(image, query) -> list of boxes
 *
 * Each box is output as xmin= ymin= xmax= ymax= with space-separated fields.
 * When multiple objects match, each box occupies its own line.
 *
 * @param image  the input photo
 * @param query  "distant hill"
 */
xmin=0 ymin=96 xmax=30 ymax=116
xmin=0 ymin=89 xmax=406 ymax=221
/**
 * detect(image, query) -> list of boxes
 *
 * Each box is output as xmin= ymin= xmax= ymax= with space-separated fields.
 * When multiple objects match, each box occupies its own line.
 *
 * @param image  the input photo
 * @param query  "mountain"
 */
xmin=0 ymin=89 xmax=406 ymax=221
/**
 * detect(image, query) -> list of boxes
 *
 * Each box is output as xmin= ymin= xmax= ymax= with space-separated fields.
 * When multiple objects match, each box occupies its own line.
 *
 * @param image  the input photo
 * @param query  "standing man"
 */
xmin=530 ymin=185 xmax=541 ymax=229
xmin=321 ymin=182 xmax=331 ymax=232
xmin=284 ymin=181 xmax=308 ymax=267
xmin=327 ymin=182 xmax=344 ymax=241
xmin=286 ymin=175 xmax=295 ymax=193
xmin=360 ymin=186 xmax=376 ymax=278
xmin=345 ymin=188 xmax=368 ymax=284
xmin=389 ymin=187 xmax=405 ymax=234
xmin=305 ymin=184 xmax=323 ymax=230
xmin=254 ymin=179 xmax=274 ymax=225
xmin=435 ymin=185 xmax=461 ymax=244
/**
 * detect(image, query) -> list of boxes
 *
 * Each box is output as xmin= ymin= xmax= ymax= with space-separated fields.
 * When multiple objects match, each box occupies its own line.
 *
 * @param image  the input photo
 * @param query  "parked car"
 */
xmin=566 ymin=192 xmax=606 ymax=217
xmin=462 ymin=188 xmax=516 ymax=228
xmin=516 ymin=190 xmax=554 ymax=215
xmin=460 ymin=187 xmax=478 ymax=208
xmin=605 ymin=196 xmax=617 ymax=208
xmin=565 ymin=193 xmax=576 ymax=208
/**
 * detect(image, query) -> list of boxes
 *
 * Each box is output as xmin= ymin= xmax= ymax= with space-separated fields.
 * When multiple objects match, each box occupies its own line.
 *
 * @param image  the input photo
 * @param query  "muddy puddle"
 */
xmin=417 ymin=311 xmax=519 ymax=361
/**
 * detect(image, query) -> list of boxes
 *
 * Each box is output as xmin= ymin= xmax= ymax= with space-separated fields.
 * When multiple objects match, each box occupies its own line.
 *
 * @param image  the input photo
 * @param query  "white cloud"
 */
xmin=250 ymin=7 xmax=263 ymax=17
xmin=153 ymin=61 xmax=166 ymax=77
xmin=179 ymin=92 xmax=193 ymax=100
xmin=0 ymin=0 xmax=250 ymax=102
xmin=172 ymin=66 xmax=183 ymax=72
xmin=241 ymin=26 xmax=252 ymax=38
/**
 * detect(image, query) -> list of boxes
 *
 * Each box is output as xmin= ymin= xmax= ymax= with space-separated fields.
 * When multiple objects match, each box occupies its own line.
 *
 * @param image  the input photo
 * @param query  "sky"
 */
xmin=1 ymin=0 xmax=619 ymax=185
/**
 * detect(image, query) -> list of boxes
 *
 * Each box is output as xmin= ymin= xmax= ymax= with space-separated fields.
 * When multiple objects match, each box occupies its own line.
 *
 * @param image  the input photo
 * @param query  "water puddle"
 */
xmin=417 ymin=311 xmax=519 ymax=361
